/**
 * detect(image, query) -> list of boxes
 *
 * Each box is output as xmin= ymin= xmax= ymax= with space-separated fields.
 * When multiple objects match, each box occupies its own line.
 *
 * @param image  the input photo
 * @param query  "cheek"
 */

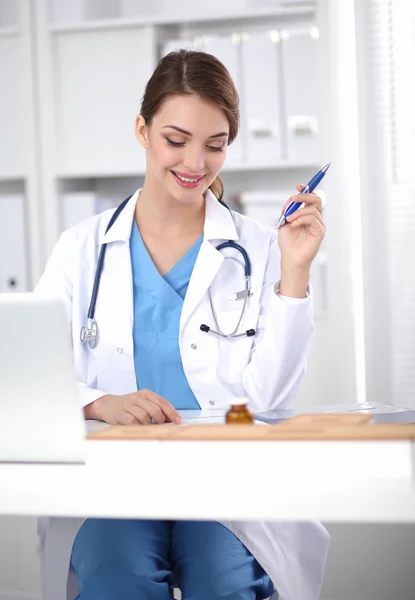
xmin=208 ymin=149 xmax=228 ymax=172
xmin=148 ymin=139 xmax=178 ymax=168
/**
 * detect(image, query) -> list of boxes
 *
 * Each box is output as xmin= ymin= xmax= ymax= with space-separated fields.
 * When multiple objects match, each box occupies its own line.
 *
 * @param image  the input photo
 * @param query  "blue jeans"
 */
xmin=71 ymin=519 xmax=275 ymax=599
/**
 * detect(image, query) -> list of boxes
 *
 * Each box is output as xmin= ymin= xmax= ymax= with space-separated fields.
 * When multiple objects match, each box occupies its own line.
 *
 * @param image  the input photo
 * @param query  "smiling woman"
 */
xmin=35 ymin=48 xmax=328 ymax=600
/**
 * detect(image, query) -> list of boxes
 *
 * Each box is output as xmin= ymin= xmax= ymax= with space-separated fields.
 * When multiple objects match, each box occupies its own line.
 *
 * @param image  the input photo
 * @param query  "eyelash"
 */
xmin=165 ymin=138 xmax=224 ymax=152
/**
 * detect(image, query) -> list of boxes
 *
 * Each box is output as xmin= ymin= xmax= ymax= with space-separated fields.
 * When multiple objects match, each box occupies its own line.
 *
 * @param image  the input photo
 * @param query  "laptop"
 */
xmin=0 ymin=294 xmax=86 ymax=463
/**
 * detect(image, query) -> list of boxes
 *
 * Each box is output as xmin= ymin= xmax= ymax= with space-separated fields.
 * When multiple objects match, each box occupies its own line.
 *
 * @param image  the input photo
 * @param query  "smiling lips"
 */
xmin=171 ymin=170 xmax=205 ymax=188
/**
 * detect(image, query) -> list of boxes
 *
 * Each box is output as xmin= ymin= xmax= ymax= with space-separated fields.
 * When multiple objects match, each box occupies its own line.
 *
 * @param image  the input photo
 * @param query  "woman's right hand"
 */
xmin=85 ymin=389 xmax=182 ymax=425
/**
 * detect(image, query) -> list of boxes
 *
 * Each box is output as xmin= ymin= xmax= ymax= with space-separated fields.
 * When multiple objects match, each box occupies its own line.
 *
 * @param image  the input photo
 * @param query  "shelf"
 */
xmin=49 ymin=5 xmax=314 ymax=34
xmin=0 ymin=26 xmax=20 ymax=38
xmin=0 ymin=173 xmax=26 ymax=182
xmin=55 ymin=160 xmax=321 ymax=180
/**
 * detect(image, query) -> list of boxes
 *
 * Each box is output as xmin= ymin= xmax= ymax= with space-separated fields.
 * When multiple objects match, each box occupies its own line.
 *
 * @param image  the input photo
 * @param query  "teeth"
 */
xmin=175 ymin=173 xmax=200 ymax=183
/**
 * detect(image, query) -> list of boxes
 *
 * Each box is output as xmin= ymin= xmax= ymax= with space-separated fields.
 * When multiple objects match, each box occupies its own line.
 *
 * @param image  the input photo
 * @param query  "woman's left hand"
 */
xmin=278 ymin=184 xmax=326 ymax=270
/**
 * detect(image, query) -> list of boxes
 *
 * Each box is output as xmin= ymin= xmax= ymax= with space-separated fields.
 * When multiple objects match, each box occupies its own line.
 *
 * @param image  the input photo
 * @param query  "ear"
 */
xmin=135 ymin=114 xmax=149 ymax=149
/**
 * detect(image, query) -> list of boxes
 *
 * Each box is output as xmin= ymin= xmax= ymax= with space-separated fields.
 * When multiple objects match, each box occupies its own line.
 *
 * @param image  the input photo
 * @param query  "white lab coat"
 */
xmin=35 ymin=189 xmax=330 ymax=600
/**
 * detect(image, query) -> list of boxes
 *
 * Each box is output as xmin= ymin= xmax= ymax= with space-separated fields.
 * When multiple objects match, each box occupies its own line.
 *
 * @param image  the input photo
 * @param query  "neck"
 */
xmin=135 ymin=177 xmax=205 ymax=237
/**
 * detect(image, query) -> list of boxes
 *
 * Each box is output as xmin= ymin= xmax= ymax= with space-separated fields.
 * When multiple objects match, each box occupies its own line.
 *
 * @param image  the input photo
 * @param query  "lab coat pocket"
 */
xmin=217 ymin=304 xmax=260 ymax=383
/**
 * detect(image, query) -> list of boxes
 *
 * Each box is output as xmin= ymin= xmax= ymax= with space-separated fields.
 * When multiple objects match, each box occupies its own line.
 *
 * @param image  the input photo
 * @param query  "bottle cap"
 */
xmin=229 ymin=397 xmax=249 ymax=406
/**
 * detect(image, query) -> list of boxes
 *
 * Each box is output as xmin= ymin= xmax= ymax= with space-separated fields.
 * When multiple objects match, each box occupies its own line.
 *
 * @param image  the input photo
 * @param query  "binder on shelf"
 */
xmin=239 ymin=190 xmax=288 ymax=229
xmin=0 ymin=194 xmax=28 ymax=293
xmin=84 ymin=0 xmax=120 ymax=21
xmin=161 ymin=37 xmax=199 ymax=58
xmin=0 ymin=0 xmax=18 ymax=28
xmin=281 ymin=27 xmax=321 ymax=161
xmin=60 ymin=191 xmax=97 ymax=231
xmin=57 ymin=26 xmax=155 ymax=175
xmin=241 ymin=31 xmax=282 ymax=163
xmin=203 ymin=34 xmax=244 ymax=165
xmin=49 ymin=0 xmax=84 ymax=24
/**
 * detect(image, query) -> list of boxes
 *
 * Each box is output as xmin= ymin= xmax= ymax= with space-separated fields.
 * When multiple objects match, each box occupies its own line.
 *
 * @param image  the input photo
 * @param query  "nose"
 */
xmin=183 ymin=146 xmax=205 ymax=174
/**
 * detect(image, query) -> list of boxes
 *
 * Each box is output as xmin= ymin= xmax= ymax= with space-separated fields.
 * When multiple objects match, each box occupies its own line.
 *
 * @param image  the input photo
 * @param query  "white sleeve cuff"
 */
xmin=77 ymin=382 xmax=108 ymax=409
xmin=273 ymin=280 xmax=310 ymax=304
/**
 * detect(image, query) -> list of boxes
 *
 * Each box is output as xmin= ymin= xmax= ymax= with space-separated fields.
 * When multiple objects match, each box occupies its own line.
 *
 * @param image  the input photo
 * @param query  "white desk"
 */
xmin=1 ymin=403 xmax=414 ymax=523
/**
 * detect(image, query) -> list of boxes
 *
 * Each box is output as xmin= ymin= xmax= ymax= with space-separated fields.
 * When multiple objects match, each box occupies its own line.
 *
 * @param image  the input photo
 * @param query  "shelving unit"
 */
xmin=48 ymin=2 xmax=315 ymax=32
xmin=0 ymin=0 xmax=42 ymax=290
xmin=30 ymin=0 xmax=322 ymax=259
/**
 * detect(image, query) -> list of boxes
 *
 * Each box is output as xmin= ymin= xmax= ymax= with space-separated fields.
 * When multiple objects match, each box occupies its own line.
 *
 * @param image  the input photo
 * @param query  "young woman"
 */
xmin=36 ymin=50 xmax=329 ymax=600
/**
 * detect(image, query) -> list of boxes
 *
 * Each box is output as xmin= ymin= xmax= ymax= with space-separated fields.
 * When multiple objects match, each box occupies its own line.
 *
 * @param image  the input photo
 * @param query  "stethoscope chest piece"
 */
xmin=80 ymin=318 xmax=98 ymax=349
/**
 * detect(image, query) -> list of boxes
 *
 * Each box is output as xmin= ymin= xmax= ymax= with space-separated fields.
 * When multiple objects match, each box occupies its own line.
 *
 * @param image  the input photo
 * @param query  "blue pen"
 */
xmin=275 ymin=162 xmax=331 ymax=229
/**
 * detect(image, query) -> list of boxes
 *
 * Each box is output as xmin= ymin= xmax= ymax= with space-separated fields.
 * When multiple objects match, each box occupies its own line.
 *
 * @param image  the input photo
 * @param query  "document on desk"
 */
xmin=177 ymin=410 xmax=267 ymax=425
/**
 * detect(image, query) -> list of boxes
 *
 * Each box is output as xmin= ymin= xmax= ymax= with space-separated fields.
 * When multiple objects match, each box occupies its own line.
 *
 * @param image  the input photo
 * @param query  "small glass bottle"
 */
xmin=225 ymin=399 xmax=254 ymax=424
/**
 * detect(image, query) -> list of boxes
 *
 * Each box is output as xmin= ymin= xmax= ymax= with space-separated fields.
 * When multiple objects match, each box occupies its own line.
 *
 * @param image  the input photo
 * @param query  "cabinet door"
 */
xmin=60 ymin=191 xmax=97 ymax=231
xmin=54 ymin=26 xmax=156 ymax=176
xmin=0 ymin=34 xmax=26 ymax=177
xmin=0 ymin=195 xmax=28 ymax=292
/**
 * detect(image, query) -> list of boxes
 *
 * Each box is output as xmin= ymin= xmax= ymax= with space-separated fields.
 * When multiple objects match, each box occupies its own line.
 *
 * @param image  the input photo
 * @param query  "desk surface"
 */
xmin=1 ymin=403 xmax=414 ymax=523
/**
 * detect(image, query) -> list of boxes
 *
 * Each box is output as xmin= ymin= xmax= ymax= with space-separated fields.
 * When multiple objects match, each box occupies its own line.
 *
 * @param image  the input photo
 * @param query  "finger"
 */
xmin=119 ymin=411 xmax=140 ymax=425
xmin=280 ymin=186 xmax=321 ymax=216
xmin=125 ymin=405 xmax=152 ymax=425
xmin=135 ymin=398 xmax=166 ymax=424
xmin=295 ymin=192 xmax=323 ymax=212
xmin=140 ymin=389 xmax=182 ymax=424
xmin=295 ymin=183 xmax=318 ymax=196
xmin=288 ymin=215 xmax=326 ymax=235
xmin=280 ymin=188 xmax=304 ymax=214
xmin=287 ymin=206 xmax=325 ymax=227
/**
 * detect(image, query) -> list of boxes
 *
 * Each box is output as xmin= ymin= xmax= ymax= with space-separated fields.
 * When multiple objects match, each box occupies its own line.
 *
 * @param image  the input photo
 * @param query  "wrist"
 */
xmin=279 ymin=266 xmax=310 ymax=298
xmin=83 ymin=394 xmax=110 ymax=421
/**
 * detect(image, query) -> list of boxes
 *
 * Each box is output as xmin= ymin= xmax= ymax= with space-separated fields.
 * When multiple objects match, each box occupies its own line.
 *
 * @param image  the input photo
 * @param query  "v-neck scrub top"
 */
xmin=130 ymin=221 xmax=202 ymax=409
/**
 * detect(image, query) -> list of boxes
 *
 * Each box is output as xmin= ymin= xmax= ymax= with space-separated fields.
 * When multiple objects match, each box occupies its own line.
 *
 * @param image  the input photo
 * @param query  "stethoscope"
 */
xmin=80 ymin=194 xmax=256 ymax=349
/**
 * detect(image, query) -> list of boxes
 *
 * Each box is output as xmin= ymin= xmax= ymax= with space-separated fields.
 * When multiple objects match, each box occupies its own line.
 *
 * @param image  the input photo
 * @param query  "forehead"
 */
xmin=152 ymin=94 xmax=229 ymax=134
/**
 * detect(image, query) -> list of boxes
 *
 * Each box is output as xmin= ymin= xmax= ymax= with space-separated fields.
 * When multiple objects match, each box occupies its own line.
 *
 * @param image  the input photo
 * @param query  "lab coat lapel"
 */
xmin=180 ymin=190 xmax=238 ymax=329
xmin=100 ymin=241 xmax=135 ymax=356
xmin=180 ymin=241 xmax=224 ymax=327
xmin=95 ymin=193 xmax=139 ymax=360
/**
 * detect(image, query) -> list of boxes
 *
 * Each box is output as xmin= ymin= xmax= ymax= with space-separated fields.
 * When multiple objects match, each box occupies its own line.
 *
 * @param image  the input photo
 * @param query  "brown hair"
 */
xmin=140 ymin=49 xmax=240 ymax=200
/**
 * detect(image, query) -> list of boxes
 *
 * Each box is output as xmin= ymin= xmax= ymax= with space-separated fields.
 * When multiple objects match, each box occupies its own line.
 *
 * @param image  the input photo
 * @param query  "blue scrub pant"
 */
xmin=71 ymin=519 xmax=275 ymax=599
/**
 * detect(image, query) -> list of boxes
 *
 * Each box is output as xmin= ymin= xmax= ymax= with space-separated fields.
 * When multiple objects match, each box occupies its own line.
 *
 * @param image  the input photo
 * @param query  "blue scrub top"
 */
xmin=130 ymin=221 xmax=202 ymax=409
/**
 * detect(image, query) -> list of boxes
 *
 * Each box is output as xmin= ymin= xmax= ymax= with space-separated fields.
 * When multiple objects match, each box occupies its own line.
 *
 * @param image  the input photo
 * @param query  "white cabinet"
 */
xmin=53 ymin=26 xmax=156 ymax=176
xmin=0 ymin=194 xmax=29 ymax=293
xmin=0 ymin=34 xmax=26 ymax=178
xmin=60 ymin=191 xmax=97 ymax=230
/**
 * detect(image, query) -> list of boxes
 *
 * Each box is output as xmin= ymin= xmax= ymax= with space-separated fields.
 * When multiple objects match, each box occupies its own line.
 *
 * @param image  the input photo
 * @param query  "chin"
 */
xmin=171 ymin=190 xmax=205 ymax=206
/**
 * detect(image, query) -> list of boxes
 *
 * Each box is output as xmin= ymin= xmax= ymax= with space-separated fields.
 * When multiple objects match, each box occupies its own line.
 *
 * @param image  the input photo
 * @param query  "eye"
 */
xmin=166 ymin=138 xmax=185 ymax=147
xmin=207 ymin=144 xmax=225 ymax=152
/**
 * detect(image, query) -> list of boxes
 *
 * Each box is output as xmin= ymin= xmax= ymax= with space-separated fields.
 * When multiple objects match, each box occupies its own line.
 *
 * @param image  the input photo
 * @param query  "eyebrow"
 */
xmin=162 ymin=125 xmax=229 ymax=139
